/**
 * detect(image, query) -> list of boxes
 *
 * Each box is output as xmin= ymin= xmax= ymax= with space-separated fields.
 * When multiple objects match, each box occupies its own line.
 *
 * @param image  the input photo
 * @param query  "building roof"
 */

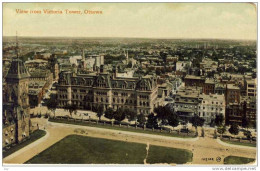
xmin=185 ymin=75 xmax=205 ymax=80
xmin=205 ymin=79 xmax=215 ymax=84
xmin=6 ymin=58 xmax=30 ymax=79
xmin=30 ymin=69 xmax=51 ymax=78
xmin=199 ymin=93 xmax=225 ymax=101
xmin=227 ymin=84 xmax=240 ymax=90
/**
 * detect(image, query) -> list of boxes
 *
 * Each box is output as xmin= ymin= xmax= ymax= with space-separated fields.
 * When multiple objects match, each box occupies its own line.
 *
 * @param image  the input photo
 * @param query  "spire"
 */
xmin=82 ymin=49 xmax=85 ymax=60
xmin=6 ymin=32 xmax=30 ymax=80
xmin=15 ymin=31 xmax=19 ymax=58
xmin=126 ymin=50 xmax=128 ymax=64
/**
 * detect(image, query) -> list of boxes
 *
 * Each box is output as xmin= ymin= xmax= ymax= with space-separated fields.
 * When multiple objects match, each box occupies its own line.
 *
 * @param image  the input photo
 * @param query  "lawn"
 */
xmin=49 ymin=118 xmax=196 ymax=139
xmin=3 ymin=130 xmax=46 ymax=158
xmin=147 ymin=145 xmax=193 ymax=164
xmin=221 ymin=139 xmax=256 ymax=147
xmin=25 ymin=135 xmax=193 ymax=164
xmin=224 ymin=156 xmax=255 ymax=165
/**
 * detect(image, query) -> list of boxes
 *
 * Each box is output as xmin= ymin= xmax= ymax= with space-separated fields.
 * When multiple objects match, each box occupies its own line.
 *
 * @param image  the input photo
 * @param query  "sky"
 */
xmin=3 ymin=3 xmax=257 ymax=40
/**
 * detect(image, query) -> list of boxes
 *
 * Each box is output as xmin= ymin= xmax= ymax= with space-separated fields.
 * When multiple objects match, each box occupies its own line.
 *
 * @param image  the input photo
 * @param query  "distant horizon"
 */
xmin=3 ymin=35 xmax=257 ymax=42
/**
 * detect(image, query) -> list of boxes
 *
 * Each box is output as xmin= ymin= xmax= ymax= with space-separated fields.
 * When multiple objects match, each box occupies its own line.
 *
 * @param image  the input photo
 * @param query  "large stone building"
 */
xmin=57 ymin=67 xmax=159 ymax=115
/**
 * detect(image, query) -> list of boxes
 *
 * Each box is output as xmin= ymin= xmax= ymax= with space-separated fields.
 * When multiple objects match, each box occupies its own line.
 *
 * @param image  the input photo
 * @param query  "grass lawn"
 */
xmin=221 ymin=139 xmax=256 ymax=147
xmin=224 ymin=156 xmax=255 ymax=165
xmin=3 ymin=130 xmax=46 ymax=158
xmin=25 ymin=135 xmax=193 ymax=164
xmin=49 ymin=118 xmax=196 ymax=139
xmin=147 ymin=145 xmax=193 ymax=164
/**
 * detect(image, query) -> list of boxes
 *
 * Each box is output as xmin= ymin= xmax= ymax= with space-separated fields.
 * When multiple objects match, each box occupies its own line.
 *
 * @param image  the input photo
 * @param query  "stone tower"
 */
xmin=3 ymin=33 xmax=31 ymax=143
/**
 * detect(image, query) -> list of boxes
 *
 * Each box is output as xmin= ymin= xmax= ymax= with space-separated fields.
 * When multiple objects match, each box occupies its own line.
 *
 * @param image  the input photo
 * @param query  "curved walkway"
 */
xmin=3 ymin=118 xmax=257 ymax=165
xmin=216 ymin=139 xmax=256 ymax=149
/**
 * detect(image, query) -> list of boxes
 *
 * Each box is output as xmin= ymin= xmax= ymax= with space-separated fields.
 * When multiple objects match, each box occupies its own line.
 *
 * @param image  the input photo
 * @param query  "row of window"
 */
xmin=113 ymin=92 xmax=135 ymax=97
xmin=199 ymin=112 xmax=223 ymax=117
xmin=200 ymin=106 xmax=223 ymax=111
xmin=175 ymin=104 xmax=223 ymax=111
xmin=59 ymin=89 xmax=67 ymax=92
xmin=71 ymin=89 xmax=93 ymax=94
xmin=139 ymin=95 xmax=149 ymax=99
xmin=96 ymin=91 xmax=107 ymax=96
xmin=112 ymin=98 xmax=136 ymax=104
xmin=202 ymin=101 xmax=223 ymax=105
xmin=96 ymin=97 xmax=109 ymax=103
xmin=59 ymin=95 xmax=68 ymax=99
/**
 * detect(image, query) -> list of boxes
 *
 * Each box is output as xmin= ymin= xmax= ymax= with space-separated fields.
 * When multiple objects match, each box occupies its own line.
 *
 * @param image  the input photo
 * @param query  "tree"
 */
xmin=191 ymin=114 xmax=205 ymax=131
xmin=124 ymin=109 xmax=137 ymax=122
xmin=46 ymin=97 xmax=58 ymax=118
xmin=96 ymin=105 xmax=104 ymax=121
xmin=64 ymin=104 xmax=77 ymax=118
xmin=215 ymin=114 xmax=224 ymax=127
xmin=104 ymin=107 xmax=114 ymax=120
xmin=168 ymin=113 xmax=179 ymax=128
xmin=217 ymin=124 xmax=226 ymax=137
xmin=114 ymin=108 xmax=125 ymax=122
xmin=242 ymin=117 xmax=250 ymax=130
xmin=229 ymin=123 xmax=239 ymax=136
xmin=241 ymin=101 xmax=250 ymax=130
xmin=243 ymin=130 xmax=252 ymax=140
xmin=154 ymin=105 xmax=172 ymax=125
xmin=146 ymin=113 xmax=158 ymax=129
xmin=137 ymin=113 xmax=146 ymax=126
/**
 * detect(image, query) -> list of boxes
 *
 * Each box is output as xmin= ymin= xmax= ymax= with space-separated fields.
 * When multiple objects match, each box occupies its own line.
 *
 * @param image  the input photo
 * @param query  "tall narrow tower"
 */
xmin=4 ymin=32 xmax=31 ymax=143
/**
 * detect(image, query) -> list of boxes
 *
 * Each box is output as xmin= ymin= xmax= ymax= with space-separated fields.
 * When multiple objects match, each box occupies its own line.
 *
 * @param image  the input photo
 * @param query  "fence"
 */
xmin=51 ymin=116 xmax=196 ymax=137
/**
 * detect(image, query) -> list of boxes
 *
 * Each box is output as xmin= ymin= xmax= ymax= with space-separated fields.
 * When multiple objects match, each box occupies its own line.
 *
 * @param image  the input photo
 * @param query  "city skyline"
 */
xmin=3 ymin=3 xmax=257 ymax=40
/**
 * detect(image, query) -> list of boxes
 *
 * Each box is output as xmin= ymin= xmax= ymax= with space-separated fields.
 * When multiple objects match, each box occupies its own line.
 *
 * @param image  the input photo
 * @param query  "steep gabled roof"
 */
xmin=6 ymin=58 xmax=30 ymax=79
